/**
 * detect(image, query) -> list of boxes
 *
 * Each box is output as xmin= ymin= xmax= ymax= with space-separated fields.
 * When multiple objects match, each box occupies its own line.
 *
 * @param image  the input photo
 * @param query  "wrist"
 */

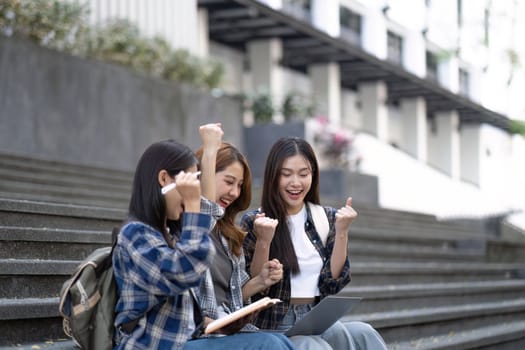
xmin=335 ymin=231 xmax=348 ymax=239
xmin=254 ymin=275 xmax=267 ymax=291
xmin=202 ymin=147 xmax=219 ymax=156
xmin=255 ymin=239 xmax=271 ymax=250
xmin=184 ymin=199 xmax=201 ymax=213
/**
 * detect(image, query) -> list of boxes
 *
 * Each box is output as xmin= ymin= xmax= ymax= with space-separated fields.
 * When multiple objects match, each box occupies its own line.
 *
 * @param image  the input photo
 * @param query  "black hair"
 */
xmin=261 ymin=137 xmax=320 ymax=274
xmin=128 ymin=139 xmax=198 ymax=235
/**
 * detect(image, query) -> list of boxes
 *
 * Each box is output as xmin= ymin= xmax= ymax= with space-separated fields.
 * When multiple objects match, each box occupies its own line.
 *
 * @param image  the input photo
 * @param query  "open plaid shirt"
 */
xmin=240 ymin=203 xmax=351 ymax=330
xmin=199 ymin=230 xmax=251 ymax=319
xmin=113 ymin=198 xmax=223 ymax=350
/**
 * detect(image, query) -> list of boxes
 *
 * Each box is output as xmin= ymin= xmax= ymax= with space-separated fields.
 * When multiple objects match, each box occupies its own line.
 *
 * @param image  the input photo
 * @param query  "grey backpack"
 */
xmin=58 ymin=231 xmax=118 ymax=350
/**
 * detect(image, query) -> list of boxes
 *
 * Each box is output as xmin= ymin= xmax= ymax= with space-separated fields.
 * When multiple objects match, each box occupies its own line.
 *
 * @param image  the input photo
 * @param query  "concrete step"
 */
xmin=349 ymin=241 xmax=485 ymax=262
xmin=340 ymin=279 xmax=525 ymax=313
xmin=0 ymin=340 xmax=75 ymax=349
xmin=0 ymin=226 xmax=112 ymax=260
xmin=0 ymin=298 xmax=64 ymax=347
xmin=0 ymin=179 xmax=129 ymax=208
xmin=351 ymin=209 xmax=481 ymax=237
xmin=0 ymin=153 xmax=131 ymax=208
xmin=350 ymin=221 xmax=481 ymax=241
xmin=348 ymin=226 xmax=486 ymax=262
xmin=0 ymin=198 xmax=125 ymax=231
xmin=387 ymin=319 xmax=525 ymax=350
xmin=327 ymin=201 xmax=481 ymax=235
xmin=0 ymin=259 xmax=78 ymax=298
xmin=0 ymin=166 xmax=131 ymax=192
xmin=343 ymin=298 xmax=525 ymax=344
xmin=349 ymin=261 xmax=525 ymax=285
xmin=0 ymin=152 xmax=132 ymax=182
xmin=350 ymin=227 xmax=484 ymax=249
xmin=0 ymin=190 xmax=127 ymax=209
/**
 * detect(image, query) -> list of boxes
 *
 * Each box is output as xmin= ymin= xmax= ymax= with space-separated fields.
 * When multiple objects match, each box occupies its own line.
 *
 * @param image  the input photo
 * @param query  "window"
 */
xmin=339 ymin=6 xmax=361 ymax=45
xmin=459 ymin=68 xmax=469 ymax=96
xmin=426 ymin=51 xmax=438 ymax=82
xmin=282 ymin=0 xmax=311 ymax=22
xmin=387 ymin=31 xmax=403 ymax=65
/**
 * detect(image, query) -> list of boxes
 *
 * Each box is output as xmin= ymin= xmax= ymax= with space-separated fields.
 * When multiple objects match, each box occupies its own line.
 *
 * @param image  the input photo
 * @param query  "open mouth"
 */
xmin=286 ymin=189 xmax=303 ymax=199
xmin=219 ymin=197 xmax=232 ymax=208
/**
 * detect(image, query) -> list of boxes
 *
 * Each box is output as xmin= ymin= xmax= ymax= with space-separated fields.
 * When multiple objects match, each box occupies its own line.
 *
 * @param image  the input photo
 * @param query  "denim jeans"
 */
xmin=276 ymin=303 xmax=387 ymax=350
xmin=183 ymin=332 xmax=295 ymax=350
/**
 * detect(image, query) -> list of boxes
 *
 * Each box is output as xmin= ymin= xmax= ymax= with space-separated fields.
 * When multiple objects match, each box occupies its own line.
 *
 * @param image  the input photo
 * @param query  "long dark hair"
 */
xmin=261 ymin=137 xmax=320 ymax=274
xmin=128 ymin=139 xmax=198 ymax=236
xmin=196 ymin=142 xmax=252 ymax=256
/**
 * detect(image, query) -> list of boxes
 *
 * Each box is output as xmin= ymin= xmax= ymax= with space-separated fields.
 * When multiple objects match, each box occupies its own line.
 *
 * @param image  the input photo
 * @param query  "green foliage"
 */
xmin=251 ymin=92 xmax=274 ymax=124
xmin=85 ymin=19 xmax=171 ymax=78
xmin=0 ymin=0 xmax=19 ymax=37
xmin=0 ymin=0 xmax=89 ymax=53
xmin=282 ymin=90 xmax=316 ymax=121
xmin=163 ymin=49 xmax=224 ymax=89
xmin=243 ymin=90 xmax=317 ymax=124
xmin=0 ymin=0 xmax=224 ymax=89
xmin=510 ymin=119 xmax=525 ymax=136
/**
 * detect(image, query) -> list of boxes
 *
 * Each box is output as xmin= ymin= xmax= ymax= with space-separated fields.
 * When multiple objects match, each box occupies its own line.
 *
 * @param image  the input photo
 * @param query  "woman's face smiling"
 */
xmin=215 ymin=161 xmax=244 ymax=208
xmin=278 ymin=154 xmax=312 ymax=215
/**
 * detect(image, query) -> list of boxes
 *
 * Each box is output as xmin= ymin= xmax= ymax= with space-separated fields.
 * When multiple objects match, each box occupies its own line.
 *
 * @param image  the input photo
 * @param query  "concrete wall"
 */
xmin=243 ymin=121 xmax=307 ymax=185
xmin=0 ymin=37 xmax=243 ymax=171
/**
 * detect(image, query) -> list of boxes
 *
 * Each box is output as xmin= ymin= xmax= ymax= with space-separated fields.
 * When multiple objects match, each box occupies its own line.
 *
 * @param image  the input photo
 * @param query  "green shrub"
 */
xmin=1 ymin=0 xmax=89 ymax=53
xmin=85 ymin=19 xmax=171 ymax=78
xmin=0 ymin=0 xmax=224 ymax=89
xmin=282 ymin=90 xmax=316 ymax=121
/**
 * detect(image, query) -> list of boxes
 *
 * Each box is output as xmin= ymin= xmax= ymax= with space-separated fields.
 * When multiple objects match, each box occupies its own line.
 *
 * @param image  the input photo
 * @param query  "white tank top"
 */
xmin=288 ymin=205 xmax=323 ymax=298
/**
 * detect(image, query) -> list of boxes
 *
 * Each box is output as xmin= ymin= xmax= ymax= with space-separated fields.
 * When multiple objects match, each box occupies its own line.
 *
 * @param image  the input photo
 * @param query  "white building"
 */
xmin=85 ymin=0 xmax=525 ymax=225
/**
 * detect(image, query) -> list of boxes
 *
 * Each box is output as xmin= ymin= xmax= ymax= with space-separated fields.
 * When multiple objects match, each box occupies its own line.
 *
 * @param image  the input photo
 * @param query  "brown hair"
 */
xmin=196 ymin=142 xmax=252 ymax=256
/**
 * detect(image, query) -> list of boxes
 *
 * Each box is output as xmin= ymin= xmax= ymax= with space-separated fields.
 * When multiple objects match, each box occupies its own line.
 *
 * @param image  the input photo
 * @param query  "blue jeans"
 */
xmin=276 ymin=303 xmax=387 ymax=350
xmin=183 ymin=332 xmax=296 ymax=350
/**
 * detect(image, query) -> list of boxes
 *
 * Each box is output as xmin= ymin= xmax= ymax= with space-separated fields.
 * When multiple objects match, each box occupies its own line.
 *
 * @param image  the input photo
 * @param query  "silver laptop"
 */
xmin=284 ymin=296 xmax=361 ymax=337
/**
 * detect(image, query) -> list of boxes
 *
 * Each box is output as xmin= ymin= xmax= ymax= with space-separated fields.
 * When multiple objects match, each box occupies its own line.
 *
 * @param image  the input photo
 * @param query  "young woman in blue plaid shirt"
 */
xmin=240 ymin=137 xmax=387 ymax=350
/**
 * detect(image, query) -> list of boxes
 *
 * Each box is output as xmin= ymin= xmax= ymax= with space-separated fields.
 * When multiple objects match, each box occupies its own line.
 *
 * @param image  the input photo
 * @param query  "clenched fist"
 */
xmin=253 ymin=213 xmax=278 ymax=244
xmin=335 ymin=197 xmax=357 ymax=237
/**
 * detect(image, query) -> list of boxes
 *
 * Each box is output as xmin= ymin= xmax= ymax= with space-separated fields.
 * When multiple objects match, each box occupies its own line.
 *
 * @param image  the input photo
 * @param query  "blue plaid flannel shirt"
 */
xmin=113 ymin=198 xmax=223 ymax=350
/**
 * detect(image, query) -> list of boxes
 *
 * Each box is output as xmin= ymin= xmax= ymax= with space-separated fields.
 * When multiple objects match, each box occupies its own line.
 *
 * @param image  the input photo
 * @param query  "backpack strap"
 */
xmin=307 ymin=202 xmax=329 ymax=247
xmin=112 ymin=225 xmax=143 ymax=335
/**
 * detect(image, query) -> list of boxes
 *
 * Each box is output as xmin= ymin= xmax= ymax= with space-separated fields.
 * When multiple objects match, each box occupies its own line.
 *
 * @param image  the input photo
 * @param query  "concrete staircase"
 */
xmin=0 ymin=153 xmax=131 ymax=208
xmin=1 ymin=153 xmax=525 ymax=349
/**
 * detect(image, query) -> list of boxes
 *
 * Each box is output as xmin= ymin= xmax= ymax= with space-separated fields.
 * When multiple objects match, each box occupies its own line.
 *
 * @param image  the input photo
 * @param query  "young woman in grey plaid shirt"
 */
xmin=192 ymin=124 xmax=295 ymax=349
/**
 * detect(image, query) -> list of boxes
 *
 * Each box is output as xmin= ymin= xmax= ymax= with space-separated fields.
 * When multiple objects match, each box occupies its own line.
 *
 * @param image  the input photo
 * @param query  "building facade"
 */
xmin=84 ymin=0 xmax=525 ymax=221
